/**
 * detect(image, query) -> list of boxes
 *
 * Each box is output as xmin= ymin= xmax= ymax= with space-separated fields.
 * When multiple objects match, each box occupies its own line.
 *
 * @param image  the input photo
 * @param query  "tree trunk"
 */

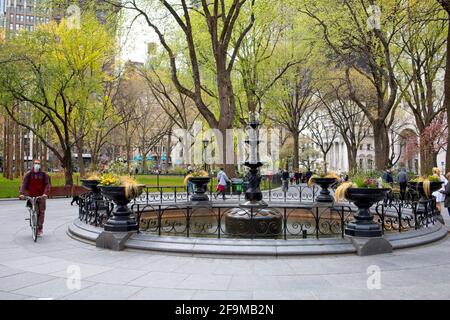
xmin=90 ymin=151 xmax=98 ymax=171
xmin=126 ymin=138 xmax=132 ymax=174
xmin=322 ymin=151 xmax=328 ymax=173
xmin=4 ymin=117 xmax=10 ymax=179
xmin=166 ymin=131 xmax=172 ymax=171
xmin=76 ymin=140 xmax=85 ymax=178
xmin=63 ymin=151 xmax=74 ymax=185
xmin=372 ymin=120 xmax=390 ymax=170
xmin=292 ymin=131 xmax=299 ymax=171
xmin=2 ymin=117 xmax=6 ymax=178
xmin=445 ymin=15 xmax=450 ymax=173
xmin=14 ymin=122 xmax=20 ymax=178
xmin=7 ymin=117 xmax=12 ymax=179
xmin=214 ymin=61 xmax=236 ymax=178
xmin=347 ymin=146 xmax=358 ymax=175
xmin=419 ymin=132 xmax=438 ymax=175
xmin=20 ymin=129 xmax=25 ymax=177
xmin=217 ymin=126 xmax=235 ymax=178
xmin=419 ymin=145 xmax=434 ymax=176
xmin=42 ymin=130 xmax=48 ymax=172
xmin=142 ymin=151 xmax=147 ymax=174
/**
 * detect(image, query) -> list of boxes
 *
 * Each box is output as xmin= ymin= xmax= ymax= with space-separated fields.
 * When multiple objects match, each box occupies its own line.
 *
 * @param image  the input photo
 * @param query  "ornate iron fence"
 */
xmin=77 ymin=185 xmax=440 ymax=240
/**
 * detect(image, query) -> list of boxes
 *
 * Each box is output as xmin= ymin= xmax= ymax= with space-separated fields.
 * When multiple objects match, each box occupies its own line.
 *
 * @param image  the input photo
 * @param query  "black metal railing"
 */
xmin=78 ymin=192 xmax=113 ymax=227
xmin=130 ymin=183 xmax=321 ymax=205
xmin=77 ymin=186 xmax=441 ymax=240
xmin=132 ymin=203 xmax=354 ymax=240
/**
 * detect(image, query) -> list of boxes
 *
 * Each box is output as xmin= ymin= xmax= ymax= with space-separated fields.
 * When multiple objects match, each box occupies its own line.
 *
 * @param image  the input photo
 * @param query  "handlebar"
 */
xmin=21 ymin=195 xmax=47 ymax=201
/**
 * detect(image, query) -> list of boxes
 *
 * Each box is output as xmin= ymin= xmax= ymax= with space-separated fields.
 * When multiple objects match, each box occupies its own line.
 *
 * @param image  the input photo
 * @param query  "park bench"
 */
xmin=47 ymin=185 xmax=89 ymax=198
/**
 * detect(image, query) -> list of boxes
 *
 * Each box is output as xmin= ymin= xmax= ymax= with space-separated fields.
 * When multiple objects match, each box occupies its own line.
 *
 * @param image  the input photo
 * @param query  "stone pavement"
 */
xmin=0 ymin=198 xmax=450 ymax=300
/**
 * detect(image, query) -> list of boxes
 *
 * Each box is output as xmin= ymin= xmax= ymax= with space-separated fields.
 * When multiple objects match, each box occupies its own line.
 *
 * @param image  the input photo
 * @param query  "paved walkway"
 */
xmin=0 ymin=199 xmax=450 ymax=300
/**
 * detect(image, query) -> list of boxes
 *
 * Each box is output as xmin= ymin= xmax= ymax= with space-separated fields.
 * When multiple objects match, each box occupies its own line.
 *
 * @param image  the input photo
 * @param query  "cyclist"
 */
xmin=19 ymin=160 xmax=51 ymax=236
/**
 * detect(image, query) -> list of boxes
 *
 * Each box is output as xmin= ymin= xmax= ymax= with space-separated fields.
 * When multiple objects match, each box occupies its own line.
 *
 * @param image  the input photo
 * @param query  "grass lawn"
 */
xmin=0 ymin=174 xmax=186 ymax=198
xmin=0 ymin=173 xmax=276 ymax=198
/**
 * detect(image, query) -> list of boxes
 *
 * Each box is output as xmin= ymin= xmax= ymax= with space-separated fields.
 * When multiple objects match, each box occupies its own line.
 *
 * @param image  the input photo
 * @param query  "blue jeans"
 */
xmin=187 ymin=182 xmax=194 ymax=194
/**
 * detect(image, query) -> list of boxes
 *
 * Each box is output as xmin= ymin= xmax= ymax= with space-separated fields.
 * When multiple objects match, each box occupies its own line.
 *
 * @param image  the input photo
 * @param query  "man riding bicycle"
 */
xmin=19 ymin=160 xmax=51 ymax=236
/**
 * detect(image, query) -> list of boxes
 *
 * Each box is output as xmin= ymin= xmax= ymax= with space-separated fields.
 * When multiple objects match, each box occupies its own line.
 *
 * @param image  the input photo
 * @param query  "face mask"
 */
xmin=34 ymin=164 xmax=41 ymax=171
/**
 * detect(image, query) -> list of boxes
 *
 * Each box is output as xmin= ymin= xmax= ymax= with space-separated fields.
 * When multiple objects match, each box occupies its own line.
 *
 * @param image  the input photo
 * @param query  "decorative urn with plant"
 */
xmin=81 ymin=172 xmax=102 ymax=198
xmin=308 ymin=170 xmax=339 ymax=203
xmin=408 ymin=175 xmax=443 ymax=215
xmin=98 ymin=174 xmax=144 ymax=232
xmin=186 ymin=169 xmax=210 ymax=202
xmin=335 ymin=174 xmax=391 ymax=237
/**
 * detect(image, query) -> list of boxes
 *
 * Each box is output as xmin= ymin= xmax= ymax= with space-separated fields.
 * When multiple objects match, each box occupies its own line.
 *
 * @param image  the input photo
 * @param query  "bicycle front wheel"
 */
xmin=30 ymin=210 xmax=38 ymax=242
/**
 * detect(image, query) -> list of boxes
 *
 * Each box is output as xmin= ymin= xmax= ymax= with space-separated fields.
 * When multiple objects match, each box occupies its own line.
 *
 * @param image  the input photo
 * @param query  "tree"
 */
xmin=85 ymin=73 xmax=132 ymax=171
xmin=234 ymin=0 xmax=301 ymax=124
xmin=397 ymin=2 xmax=447 ymax=174
xmin=306 ymin=112 xmax=337 ymax=173
xmin=437 ymin=0 xmax=450 ymax=172
xmin=298 ymin=136 xmax=321 ymax=171
xmin=402 ymin=115 xmax=448 ymax=169
xmin=0 ymin=14 xmax=114 ymax=184
xmin=299 ymin=0 xmax=407 ymax=170
xmin=319 ymin=75 xmax=371 ymax=174
xmin=106 ymin=0 xmax=258 ymax=177
xmin=135 ymin=93 xmax=172 ymax=174
xmin=267 ymin=67 xmax=318 ymax=171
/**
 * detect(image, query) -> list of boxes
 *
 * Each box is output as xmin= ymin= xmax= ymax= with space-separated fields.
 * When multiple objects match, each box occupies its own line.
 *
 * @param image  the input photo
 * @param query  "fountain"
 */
xmin=224 ymin=112 xmax=283 ymax=237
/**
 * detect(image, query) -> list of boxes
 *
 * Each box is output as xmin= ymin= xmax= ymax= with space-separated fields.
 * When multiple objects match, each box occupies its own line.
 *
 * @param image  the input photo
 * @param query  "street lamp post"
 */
xmin=202 ymin=138 xmax=209 ymax=172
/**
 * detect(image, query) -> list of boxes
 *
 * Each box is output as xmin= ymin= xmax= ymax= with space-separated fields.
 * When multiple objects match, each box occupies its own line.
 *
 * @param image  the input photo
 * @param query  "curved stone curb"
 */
xmin=67 ymin=218 xmax=448 ymax=257
xmin=385 ymin=223 xmax=448 ymax=249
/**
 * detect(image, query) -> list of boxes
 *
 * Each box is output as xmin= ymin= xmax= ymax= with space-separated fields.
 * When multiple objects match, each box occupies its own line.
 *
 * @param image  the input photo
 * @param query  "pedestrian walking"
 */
xmin=432 ymin=167 xmax=447 ymax=212
xmin=282 ymin=169 xmax=289 ymax=193
xmin=215 ymin=168 xmax=230 ymax=200
xmin=441 ymin=172 xmax=450 ymax=217
xmin=397 ymin=168 xmax=408 ymax=200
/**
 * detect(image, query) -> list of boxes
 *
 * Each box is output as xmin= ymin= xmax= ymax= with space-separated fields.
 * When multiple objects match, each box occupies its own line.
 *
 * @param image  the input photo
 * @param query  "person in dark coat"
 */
xmin=282 ymin=169 xmax=290 ymax=192
xmin=19 ymin=160 xmax=51 ymax=236
xmin=382 ymin=168 xmax=394 ymax=186
xmin=397 ymin=168 xmax=408 ymax=200
xmin=304 ymin=169 xmax=313 ymax=184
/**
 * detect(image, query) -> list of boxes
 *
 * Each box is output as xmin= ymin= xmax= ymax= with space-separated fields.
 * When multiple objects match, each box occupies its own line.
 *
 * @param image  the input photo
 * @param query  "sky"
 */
xmin=118 ymin=1 xmax=162 ymax=64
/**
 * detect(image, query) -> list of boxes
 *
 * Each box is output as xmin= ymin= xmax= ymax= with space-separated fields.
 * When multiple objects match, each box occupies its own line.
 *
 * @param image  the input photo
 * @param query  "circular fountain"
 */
xmin=224 ymin=113 xmax=282 ymax=237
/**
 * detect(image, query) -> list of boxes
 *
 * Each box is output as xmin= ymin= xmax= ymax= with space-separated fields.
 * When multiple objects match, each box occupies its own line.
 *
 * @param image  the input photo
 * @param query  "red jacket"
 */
xmin=20 ymin=169 xmax=51 ymax=197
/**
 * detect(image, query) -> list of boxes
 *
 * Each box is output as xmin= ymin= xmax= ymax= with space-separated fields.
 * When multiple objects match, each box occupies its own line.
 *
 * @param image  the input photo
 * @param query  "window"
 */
xmin=359 ymin=158 xmax=364 ymax=169
xmin=367 ymin=144 xmax=371 ymax=151
xmin=367 ymin=159 xmax=373 ymax=170
xmin=359 ymin=145 xmax=363 ymax=150
xmin=9 ymin=23 xmax=13 ymax=30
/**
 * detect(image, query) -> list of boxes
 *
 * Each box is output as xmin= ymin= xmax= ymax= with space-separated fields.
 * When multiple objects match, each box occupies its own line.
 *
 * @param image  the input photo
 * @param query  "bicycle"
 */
xmin=23 ymin=195 xmax=46 ymax=242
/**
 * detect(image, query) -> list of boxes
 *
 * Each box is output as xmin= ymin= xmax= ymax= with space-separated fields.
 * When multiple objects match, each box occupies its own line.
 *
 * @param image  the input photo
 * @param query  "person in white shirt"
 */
xmin=215 ymin=168 xmax=230 ymax=200
xmin=432 ymin=167 xmax=447 ymax=212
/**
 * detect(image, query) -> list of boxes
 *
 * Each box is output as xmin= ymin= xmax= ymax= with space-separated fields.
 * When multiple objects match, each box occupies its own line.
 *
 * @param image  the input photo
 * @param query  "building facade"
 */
xmin=5 ymin=0 xmax=49 ymax=35
xmin=0 ymin=0 xmax=6 ymax=29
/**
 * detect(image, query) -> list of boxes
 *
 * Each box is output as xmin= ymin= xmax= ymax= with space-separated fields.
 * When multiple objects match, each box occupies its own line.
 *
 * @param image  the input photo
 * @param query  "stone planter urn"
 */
xmin=188 ymin=177 xmax=211 ymax=202
xmin=311 ymin=177 xmax=337 ymax=203
xmin=100 ymin=185 xmax=143 ymax=232
xmin=344 ymin=187 xmax=390 ymax=237
xmin=408 ymin=181 xmax=443 ymax=215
